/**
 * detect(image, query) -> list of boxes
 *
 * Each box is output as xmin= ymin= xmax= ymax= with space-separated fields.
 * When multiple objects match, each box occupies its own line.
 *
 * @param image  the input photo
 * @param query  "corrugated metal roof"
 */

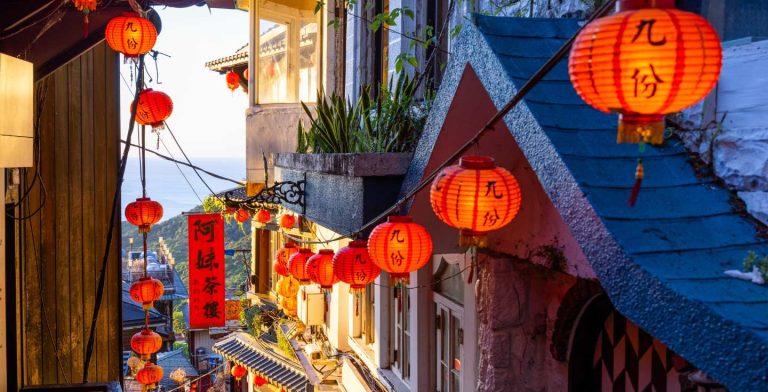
xmin=213 ymin=332 xmax=311 ymax=391
xmin=157 ymin=349 xmax=199 ymax=389
xmin=404 ymin=14 xmax=768 ymax=391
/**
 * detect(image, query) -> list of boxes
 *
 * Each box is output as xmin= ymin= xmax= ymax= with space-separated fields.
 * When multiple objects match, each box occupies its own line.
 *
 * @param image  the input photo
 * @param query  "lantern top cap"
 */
xmin=134 ymin=197 xmax=154 ymax=202
xmin=297 ymin=248 xmax=313 ymax=254
xmin=387 ymin=215 xmax=413 ymax=223
xmin=618 ymin=0 xmax=675 ymax=11
xmin=140 ymin=328 xmax=157 ymax=334
xmin=459 ymin=155 xmax=497 ymax=169
xmin=119 ymin=11 xmax=143 ymax=17
xmin=348 ymin=240 xmax=368 ymax=248
xmin=318 ymin=249 xmax=334 ymax=255
xmin=284 ymin=242 xmax=296 ymax=248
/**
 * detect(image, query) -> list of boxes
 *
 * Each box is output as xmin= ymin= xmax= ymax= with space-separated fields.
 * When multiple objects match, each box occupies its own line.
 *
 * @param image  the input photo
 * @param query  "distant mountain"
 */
xmin=122 ymin=205 xmax=252 ymax=292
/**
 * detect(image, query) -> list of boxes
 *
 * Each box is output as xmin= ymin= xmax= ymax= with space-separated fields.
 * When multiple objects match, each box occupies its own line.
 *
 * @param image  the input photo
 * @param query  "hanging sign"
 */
xmin=225 ymin=300 xmax=241 ymax=321
xmin=188 ymin=213 xmax=225 ymax=328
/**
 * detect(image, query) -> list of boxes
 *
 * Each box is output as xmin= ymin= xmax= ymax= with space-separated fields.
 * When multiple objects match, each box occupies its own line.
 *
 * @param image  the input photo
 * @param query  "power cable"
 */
xmin=83 ymin=54 xmax=146 ymax=382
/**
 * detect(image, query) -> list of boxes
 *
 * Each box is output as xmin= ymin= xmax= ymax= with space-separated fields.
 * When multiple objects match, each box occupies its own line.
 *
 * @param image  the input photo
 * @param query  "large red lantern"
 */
xmin=226 ymin=71 xmax=240 ymax=91
xmin=105 ymin=13 xmax=157 ymax=57
xmin=333 ymin=240 xmax=381 ymax=293
xmin=256 ymin=209 xmax=271 ymax=224
xmin=231 ymin=364 xmax=247 ymax=381
xmin=569 ymin=0 xmax=722 ymax=145
xmin=288 ymin=248 xmax=314 ymax=284
xmin=136 ymin=363 xmax=164 ymax=389
xmin=134 ymin=89 xmax=173 ymax=130
xmin=306 ymin=250 xmax=339 ymax=292
xmin=235 ymin=209 xmax=250 ymax=223
xmin=125 ymin=197 xmax=163 ymax=233
xmin=430 ymin=156 xmax=521 ymax=247
xmin=275 ymin=242 xmax=298 ymax=276
xmin=129 ymin=277 xmax=164 ymax=310
xmin=280 ymin=214 xmax=296 ymax=229
xmin=130 ymin=328 xmax=162 ymax=360
xmin=368 ymin=216 xmax=433 ymax=285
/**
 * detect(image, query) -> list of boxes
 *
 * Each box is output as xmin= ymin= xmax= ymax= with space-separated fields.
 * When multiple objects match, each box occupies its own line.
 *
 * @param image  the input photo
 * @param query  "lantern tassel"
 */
xmin=628 ymin=159 xmax=644 ymax=207
xmin=83 ymin=13 xmax=89 ymax=38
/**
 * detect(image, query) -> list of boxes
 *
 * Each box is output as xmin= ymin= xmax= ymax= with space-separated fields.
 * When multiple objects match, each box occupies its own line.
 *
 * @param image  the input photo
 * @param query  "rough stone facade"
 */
xmin=476 ymin=253 xmax=579 ymax=392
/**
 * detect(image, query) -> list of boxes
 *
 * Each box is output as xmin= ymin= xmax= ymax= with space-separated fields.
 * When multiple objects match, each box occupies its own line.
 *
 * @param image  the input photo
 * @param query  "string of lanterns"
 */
xmin=106 ymin=8 xmax=167 ymax=392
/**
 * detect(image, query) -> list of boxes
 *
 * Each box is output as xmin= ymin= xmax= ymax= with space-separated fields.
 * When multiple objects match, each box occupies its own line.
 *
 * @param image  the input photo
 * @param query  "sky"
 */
xmin=119 ymin=6 xmax=250 ymax=159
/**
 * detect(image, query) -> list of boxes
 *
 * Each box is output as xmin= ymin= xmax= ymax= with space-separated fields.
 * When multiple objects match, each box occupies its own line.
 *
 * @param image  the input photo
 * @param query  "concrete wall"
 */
xmin=245 ymin=104 xmax=309 ymax=184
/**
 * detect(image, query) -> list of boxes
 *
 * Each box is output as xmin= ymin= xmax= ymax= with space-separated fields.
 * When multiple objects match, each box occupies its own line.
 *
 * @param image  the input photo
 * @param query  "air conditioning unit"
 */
xmin=297 ymin=285 xmax=325 ymax=326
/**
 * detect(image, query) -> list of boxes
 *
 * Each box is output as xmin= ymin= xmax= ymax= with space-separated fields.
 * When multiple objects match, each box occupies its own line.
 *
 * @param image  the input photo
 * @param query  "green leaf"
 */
xmin=402 ymin=7 xmax=414 ymax=20
xmin=407 ymin=56 xmax=419 ymax=67
xmin=314 ymin=0 xmax=325 ymax=14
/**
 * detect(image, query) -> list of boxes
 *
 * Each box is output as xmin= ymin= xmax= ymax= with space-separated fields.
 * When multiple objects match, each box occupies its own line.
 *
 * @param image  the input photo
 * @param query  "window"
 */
xmin=255 ymin=3 xmax=321 ymax=104
xmin=361 ymin=284 xmax=375 ymax=345
xmin=435 ymin=296 xmax=463 ymax=392
xmin=391 ymin=286 xmax=410 ymax=380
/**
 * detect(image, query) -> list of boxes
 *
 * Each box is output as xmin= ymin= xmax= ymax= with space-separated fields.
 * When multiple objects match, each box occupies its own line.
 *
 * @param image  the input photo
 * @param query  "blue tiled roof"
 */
xmin=213 ymin=332 xmax=311 ymax=392
xmin=407 ymin=15 xmax=768 ymax=391
xmin=157 ymin=349 xmax=199 ymax=390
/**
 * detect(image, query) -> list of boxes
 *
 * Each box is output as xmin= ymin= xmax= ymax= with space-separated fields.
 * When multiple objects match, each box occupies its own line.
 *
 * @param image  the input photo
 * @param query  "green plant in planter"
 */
xmin=297 ymin=71 xmax=429 ymax=153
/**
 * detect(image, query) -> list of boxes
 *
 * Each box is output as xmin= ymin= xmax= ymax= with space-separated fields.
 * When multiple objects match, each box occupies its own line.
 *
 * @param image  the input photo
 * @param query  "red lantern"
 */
xmin=226 ymin=71 xmax=240 ymax=91
xmin=225 ymin=206 xmax=236 ymax=215
xmin=306 ymin=250 xmax=338 ymax=291
xmin=569 ymin=0 xmax=722 ymax=145
xmin=235 ymin=209 xmax=250 ymax=223
xmin=134 ymin=89 xmax=173 ymax=130
xmin=288 ymin=248 xmax=315 ymax=284
xmin=244 ymin=68 xmax=250 ymax=81
xmin=129 ymin=277 xmax=164 ymax=310
xmin=280 ymin=214 xmax=296 ymax=229
xmin=73 ymin=0 xmax=97 ymax=36
xmin=256 ymin=209 xmax=271 ymax=224
xmin=368 ymin=216 xmax=433 ymax=285
xmin=125 ymin=197 xmax=163 ymax=233
xmin=430 ymin=156 xmax=521 ymax=247
xmin=130 ymin=328 xmax=162 ymax=360
xmin=136 ymin=363 xmax=164 ymax=389
xmin=333 ymin=240 xmax=381 ymax=293
xmin=105 ymin=13 xmax=157 ymax=57
xmin=275 ymin=242 xmax=297 ymax=276
xmin=254 ymin=374 xmax=267 ymax=387
xmin=231 ymin=364 xmax=247 ymax=381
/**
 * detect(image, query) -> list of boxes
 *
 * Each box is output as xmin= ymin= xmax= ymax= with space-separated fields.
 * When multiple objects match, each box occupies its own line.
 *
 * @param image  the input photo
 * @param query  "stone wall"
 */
xmin=680 ymin=39 xmax=768 ymax=225
xmin=476 ymin=253 xmax=579 ymax=392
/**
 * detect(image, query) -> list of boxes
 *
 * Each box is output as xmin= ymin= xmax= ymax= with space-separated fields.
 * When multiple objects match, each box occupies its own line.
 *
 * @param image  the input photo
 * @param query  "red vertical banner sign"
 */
xmin=188 ymin=213 xmax=225 ymax=328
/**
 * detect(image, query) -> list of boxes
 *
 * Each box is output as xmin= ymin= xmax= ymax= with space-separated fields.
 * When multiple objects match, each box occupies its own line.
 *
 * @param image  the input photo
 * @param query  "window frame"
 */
xmin=391 ymin=286 xmax=411 ymax=381
xmin=253 ymin=3 xmax=323 ymax=105
xmin=435 ymin=291 xmax=463 ymax=392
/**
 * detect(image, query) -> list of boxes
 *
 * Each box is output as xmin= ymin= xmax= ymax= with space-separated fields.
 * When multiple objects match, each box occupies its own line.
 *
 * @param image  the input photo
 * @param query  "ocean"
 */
xmin=121 ymin=156 xmax=246 ymax=220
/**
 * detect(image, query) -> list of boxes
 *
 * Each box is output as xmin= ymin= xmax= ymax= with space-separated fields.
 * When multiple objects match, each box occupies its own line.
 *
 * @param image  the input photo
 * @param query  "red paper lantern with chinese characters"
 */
xmin=125 ymin=197 xmax=163 ymax=233
xmin=569 ymin=0 xmax=722 ymax=145
xmin=235 ymin=209 xmax=250 ymax=223
xmin=306 ymin=250 xmax=338 ymax=292
xmin=226 ymin=71 xmax=240 ymax=91
xmin=130 ymin=328 xmax=162 ymax=360
xmin=256 ymin=209 xmax=271 ymax=224
xmin=134 ymin=89 xmax=173 ymax=130
xmin=288 ymin=248 xmax=314 ymax=284
xmin=105 ymin=12 xmax=157 ymax=57
xmin=333 ymin=240 xmax=381 ymax=293
xmin=280 ymin=214 xmax=296 ymax=229
xmin=368 ymin=216 xmax=433 ymax=285
xmin=136 ymin=363 xmax=164 ymax=389
xmin=430 ymin=156 xmax=521 ymax=247
xmin=277 ymin=276 xmax=300 ymax=298
xmin=129 ymin=276 xmax=164 ymax=310
xmin=254 ymin=374 xmax=267 ymax=387
xmin=231 ymin=364 xmax=247 ymax=381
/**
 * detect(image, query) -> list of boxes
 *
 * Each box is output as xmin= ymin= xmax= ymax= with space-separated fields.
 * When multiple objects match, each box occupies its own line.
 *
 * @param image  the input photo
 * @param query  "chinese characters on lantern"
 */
xmin=630 ymin=19 xmax=666 ymax=99
xmin=188 ymin=213 xmax=225 ymax=328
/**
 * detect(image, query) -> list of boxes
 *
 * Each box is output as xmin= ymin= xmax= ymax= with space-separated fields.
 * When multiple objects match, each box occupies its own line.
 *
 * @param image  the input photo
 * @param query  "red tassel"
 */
xmin=355 ymin=295 xmax=359 ymax=317
xmin=628 ymin=160 xmax=644 ymax=207
xmin=83 ymin=14 xmax=89 ymax=38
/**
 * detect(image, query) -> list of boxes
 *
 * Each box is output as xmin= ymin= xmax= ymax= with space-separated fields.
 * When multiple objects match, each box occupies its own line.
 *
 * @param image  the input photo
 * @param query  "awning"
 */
xmin=213 ymin=332 xmax=312 ymax=392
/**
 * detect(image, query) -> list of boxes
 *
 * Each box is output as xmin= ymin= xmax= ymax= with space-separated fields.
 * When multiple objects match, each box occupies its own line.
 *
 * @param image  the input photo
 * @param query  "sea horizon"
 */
xmin=121 ymin=155 xmax=246 ymax=220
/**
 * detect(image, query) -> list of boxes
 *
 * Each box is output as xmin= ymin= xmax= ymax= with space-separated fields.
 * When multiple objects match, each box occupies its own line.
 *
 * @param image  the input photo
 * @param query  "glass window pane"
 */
xmin=258 ymin=19 xmax=289 ymax=103
xmin=299 ymin=21 xmax=318 ymax=103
